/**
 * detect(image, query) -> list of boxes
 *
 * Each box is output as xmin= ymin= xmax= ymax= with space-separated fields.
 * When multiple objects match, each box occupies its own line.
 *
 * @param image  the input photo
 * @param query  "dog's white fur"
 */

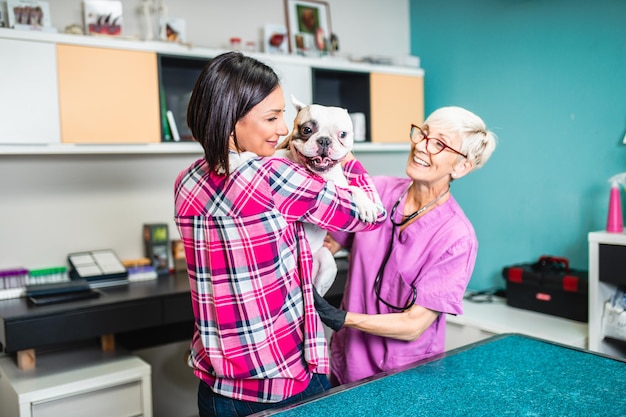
xmin=228 ymin=97 xmax=379 ymax=296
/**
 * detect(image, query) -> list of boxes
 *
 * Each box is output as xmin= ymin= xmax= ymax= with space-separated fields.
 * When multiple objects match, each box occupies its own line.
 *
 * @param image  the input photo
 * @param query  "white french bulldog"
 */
xmin=229 ymin=97 xmax=380 ymax=296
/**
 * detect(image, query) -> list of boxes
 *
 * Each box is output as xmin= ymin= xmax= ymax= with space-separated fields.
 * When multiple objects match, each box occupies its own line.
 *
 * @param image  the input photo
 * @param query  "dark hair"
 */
xmin=186 ymin=51 xmax=280 ymax=174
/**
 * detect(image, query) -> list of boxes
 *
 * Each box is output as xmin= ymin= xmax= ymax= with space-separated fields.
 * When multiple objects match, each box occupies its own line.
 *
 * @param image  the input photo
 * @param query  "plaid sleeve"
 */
xmin=266 ymin=158 xmax=386 ymax=232
xmin=343 ymin=159 xmax=385 ymax=212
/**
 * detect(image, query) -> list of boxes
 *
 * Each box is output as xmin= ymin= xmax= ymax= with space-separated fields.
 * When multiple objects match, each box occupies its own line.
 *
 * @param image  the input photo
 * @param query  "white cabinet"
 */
xmin=446 ymin=296 xmax=588 ymax=351
xmin=0 ymin=29 xmax=423 ymax=154
xmin=588 ymin=231 xmax=626 ymax=358
xmin=0 ymin=38 xmax=61 ymax=145
xmin=0 ymin=347 xmax=152 ymax=417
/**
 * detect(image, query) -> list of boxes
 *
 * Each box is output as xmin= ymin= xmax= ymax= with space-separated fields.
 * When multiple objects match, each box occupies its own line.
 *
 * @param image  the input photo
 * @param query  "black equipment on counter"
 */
xmin=502 ymin=255 xmax=588 ymax=322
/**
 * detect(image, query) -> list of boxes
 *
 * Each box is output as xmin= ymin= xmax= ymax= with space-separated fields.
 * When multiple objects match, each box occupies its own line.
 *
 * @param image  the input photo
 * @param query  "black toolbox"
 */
xmin=502 ymin=256 xmax=588 ymax=322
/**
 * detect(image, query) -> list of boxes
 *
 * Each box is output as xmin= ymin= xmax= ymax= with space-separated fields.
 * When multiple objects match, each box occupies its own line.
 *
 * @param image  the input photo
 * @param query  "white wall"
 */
xmin=1 ymin=5 xmax=410 ymax=414
xmin=0 ymin=150 xmax=408 ymax=269
xmin=49 ymin=0 xmax=410 ymax=59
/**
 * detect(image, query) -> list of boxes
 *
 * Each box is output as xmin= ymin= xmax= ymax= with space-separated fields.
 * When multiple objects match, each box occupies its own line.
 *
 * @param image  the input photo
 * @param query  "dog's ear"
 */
xmin=291 ymin=95 xmax=306 ymax=112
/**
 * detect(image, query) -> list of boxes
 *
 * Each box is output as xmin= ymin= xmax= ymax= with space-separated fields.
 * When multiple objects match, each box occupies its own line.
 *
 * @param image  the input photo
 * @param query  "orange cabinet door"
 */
xmin=57 ymin=45 xmax=160 ymax=144
xmin=370 ymin=72 xmax=424 ymax=143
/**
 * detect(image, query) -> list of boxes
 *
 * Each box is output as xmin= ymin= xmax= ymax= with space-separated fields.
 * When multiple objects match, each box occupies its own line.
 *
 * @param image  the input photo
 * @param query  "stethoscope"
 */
xmin=373 ymin=184 xmax=450 ymax=311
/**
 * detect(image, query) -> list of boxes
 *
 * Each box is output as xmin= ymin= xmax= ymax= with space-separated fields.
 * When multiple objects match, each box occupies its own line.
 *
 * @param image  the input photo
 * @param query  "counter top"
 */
xmin=258 ymin=334 xmax=626 ymax=416
xmin=0 ymin=273 xmax=193 ymax=354
xmin=448 ymin=295 xmax=588 ymax=348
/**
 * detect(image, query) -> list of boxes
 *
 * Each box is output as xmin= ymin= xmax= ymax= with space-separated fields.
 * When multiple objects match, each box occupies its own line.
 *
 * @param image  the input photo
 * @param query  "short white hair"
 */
xmin=424 ymin=106 xmax=497 ymax=170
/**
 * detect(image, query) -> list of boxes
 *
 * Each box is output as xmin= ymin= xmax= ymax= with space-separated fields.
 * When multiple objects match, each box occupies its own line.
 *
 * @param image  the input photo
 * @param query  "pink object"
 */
xmin=606 ymin=186 xmax=624 ymax=233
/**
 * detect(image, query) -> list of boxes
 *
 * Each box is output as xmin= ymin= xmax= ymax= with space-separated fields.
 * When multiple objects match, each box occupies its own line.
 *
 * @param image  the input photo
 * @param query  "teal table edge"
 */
xmin=255 ymin=333 xmax=626 ymax=417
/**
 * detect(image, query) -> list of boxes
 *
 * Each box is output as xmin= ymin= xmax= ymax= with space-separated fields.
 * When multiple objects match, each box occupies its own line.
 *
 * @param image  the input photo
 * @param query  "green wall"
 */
xmin=409 ymin=0 xmax=626 ymax=290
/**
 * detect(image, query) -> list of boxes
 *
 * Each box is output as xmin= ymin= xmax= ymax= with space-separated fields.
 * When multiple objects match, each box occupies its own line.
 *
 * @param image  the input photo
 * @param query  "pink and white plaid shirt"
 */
xmin=174 ymin=156 xmax=385 ymax=403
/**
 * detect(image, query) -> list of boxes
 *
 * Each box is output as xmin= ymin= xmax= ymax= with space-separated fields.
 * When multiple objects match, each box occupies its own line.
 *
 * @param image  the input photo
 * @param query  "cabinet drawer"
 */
xmin=32 ymin=380 xmax=144 ymax=417
xmin=599 ymin=244 xmax=626 ymax=285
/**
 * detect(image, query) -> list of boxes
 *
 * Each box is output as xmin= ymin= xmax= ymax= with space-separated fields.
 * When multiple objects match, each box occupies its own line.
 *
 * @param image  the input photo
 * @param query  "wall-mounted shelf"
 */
xmin=1 ymin=28 xmax=423 ymax=149
xmin=0 ymin=142 xmax=409 ymax=156
xmin=0 ymin=28 xmax=423 ymax=76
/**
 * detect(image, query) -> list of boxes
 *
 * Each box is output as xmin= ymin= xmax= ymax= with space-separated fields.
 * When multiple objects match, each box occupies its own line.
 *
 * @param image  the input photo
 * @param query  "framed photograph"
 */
xmin=284 ymin=0 xmax=331 ymax=55
xmin=263 ymin=23 xmax=288 ymax=54
xmin=6 ymin=0 xmax=51 ymax=29
xmin=83 ymin=0 xmax=122 ymax=36
xmin=163 ymin=17 xmax=186 ymax=43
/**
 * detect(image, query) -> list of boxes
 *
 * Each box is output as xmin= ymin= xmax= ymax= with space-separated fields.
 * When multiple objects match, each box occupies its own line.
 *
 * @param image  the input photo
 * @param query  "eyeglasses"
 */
xmin=410 ymin=124 xmax=467 ymax=158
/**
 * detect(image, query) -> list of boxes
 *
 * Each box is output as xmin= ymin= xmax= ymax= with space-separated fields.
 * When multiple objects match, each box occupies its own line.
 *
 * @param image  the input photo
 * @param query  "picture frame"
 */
xmin=83 ymin=0 xmax=123 ymax=36
xmin=263 ymin=23 xmax=288 ymax=54
xmin=6 ymin=0 xmax=52 ymax=29
xmin=163 ymin=17 xmax=186 ymax=43
xmin=284 ymin=0 xmax=332 ymax=55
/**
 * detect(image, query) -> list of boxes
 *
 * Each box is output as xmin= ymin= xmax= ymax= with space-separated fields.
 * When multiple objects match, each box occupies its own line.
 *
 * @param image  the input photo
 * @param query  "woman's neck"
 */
xmin=402 ymin=182 xmax=451 ymax=219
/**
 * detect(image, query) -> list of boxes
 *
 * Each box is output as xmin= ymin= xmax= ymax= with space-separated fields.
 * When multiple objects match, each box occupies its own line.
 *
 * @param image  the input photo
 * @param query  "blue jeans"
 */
xmin=198 ymin=373 xmax=331 ymax=417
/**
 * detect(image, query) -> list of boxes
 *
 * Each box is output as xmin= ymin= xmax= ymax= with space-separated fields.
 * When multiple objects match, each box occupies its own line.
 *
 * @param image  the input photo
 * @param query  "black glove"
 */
xmin=313 ymin=288 xmax=347 ymax=331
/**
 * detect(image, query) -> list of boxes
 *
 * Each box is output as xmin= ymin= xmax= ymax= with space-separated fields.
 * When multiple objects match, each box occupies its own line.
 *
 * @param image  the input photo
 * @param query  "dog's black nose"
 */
xmin=317 ymin=136 xmax=331 ymax=149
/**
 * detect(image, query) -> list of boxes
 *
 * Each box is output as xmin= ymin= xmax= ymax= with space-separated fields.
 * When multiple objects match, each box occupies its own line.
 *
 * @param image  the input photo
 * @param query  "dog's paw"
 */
xmin=349 ymin=186 xmax=379 ymax=223
xmin=313 ymin=247 xmax=338 ymax=296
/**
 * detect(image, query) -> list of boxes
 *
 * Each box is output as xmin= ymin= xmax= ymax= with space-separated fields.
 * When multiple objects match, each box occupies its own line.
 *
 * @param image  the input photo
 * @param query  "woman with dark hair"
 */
xmin=175 ymin=51 xmax=386 ymax=417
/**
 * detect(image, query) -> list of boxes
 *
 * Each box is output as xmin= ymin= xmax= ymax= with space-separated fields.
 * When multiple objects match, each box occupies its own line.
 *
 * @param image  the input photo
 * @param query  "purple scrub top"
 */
xmin=330 ymin=176 xmax=478 ymax=384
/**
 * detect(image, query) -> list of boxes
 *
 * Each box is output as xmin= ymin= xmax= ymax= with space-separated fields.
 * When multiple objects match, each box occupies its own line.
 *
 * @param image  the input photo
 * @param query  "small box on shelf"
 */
xmin=121 ymin=258 xmax=157 ymax=282
xmin=171 ymin=239 xmax=187 ymax=273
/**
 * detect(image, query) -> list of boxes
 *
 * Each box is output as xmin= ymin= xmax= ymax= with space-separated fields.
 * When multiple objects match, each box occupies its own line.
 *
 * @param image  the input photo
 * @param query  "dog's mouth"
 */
xmin=294 ymin=148 xmax=340 ymax=173
xmin=307 ymin=155 xmax=339 ymax=173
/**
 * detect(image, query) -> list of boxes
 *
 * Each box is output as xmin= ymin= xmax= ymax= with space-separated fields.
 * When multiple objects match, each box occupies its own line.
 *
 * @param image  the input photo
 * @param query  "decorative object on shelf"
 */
xmin=164 ymin=16 xmax=185 ymax=42
xmin=349 ymin=112 xmax=366 ymax=142
xmin=138 ymin=0 xmax=154 ymax=40
xmin=0 ymin=3 xmax=6 ymax=27
xmin=83 ymin=0 xmax=122 ymax=36
xmin=229 ymin=36 xmax=241 ymax=50
xmin=263 ymin=23 xmax=287 ymax=54
xmin=121 ymin=258 xmax=157 ymax=282
xmin=172 ymin=239 xmax=187 ymax=272
xmin=284 ymin=0 xmax=331 ymax=56
xmin=155 ymin=0 xmax=167 ymax=41
xmin=64 ymin=23 xmax=84 ymax=35
xmin=606 ymin=172 xmax=625 ymax=233
xmin=143 ymin=223 xmax=172 ymax=275
xmin=329 ymin=32 xmax=339 ymax=53
xmin=6 ymin=0 xmax=55 ymax=32
xmin=245 ymin=40 xmax=256 ymax=53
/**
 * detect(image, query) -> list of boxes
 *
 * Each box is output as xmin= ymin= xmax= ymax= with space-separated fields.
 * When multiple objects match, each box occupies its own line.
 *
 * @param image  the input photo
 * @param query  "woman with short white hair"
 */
xmin=317 ymin=106 xmax=497 ymax=385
